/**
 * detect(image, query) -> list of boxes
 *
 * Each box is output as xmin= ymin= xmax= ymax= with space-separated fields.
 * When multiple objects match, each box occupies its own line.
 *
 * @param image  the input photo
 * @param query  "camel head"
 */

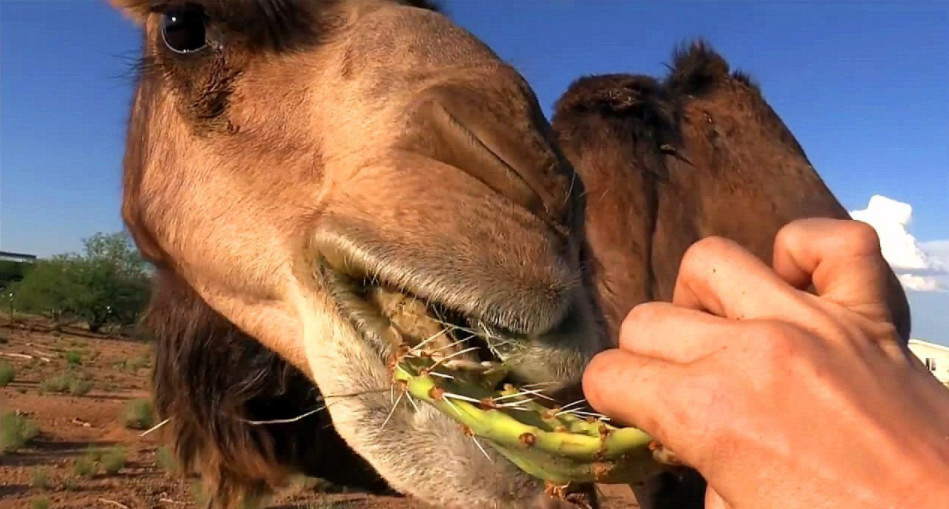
xmin=114 ymin=1 xmax=606 ymax=507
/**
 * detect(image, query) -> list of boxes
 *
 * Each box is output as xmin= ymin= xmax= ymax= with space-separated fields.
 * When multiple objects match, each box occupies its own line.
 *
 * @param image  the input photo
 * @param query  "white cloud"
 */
xmin=849 ymin=195 xmax=948 ymax=292
xmin=898 ymin=274 xmax=943 ymax=292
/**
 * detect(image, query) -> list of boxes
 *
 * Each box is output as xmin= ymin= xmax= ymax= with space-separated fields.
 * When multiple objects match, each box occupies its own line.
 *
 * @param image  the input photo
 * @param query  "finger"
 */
xmin=772 ymin=218 xmax=909 ymax=339
xmin=772 ymin=218 xmax=893 ymax=320
xmin=581 ymin=348 xmax=690 ymax=444
xmin=672 ymin=236 xmax=808 ymax=321
xmin=618 ymin=301 xmax=742 ymax=364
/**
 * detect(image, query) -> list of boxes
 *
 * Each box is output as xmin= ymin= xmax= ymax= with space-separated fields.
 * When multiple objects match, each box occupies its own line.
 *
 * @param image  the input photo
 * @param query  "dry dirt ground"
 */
xmin=0 ymin=315 xmax=640 ymax=509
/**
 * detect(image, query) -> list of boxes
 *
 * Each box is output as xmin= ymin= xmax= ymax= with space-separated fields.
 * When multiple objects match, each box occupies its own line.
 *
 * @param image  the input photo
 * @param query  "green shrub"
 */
xmin=122 ymin=398 xmax=155 ymax=430
xmin=30 ymin=468 xmax=50 ymax=489
xmin=30 ymin=496 xmax=49 ymax=509
xmin=73 ymin=445 xmax=127 ymax=477
xmin=0 ymin=410 xmax=40 ymax=453
xmin=38 ymin=374 xmax=68 ymax=394
xmin=38 ymin=372 xmax=92 ymax=396
xmin=190 ymin=480 xmax=210 ymax=507
xmin=64 ymin=350 xmax=82 ymax=366
xmin=62 ymin=476 xmax=78 ymax=491
xmin=73 ymin=445 xmax=101 ymax=477
xmin=156 ymin=445 xmax=179 ymax=476
xmin=73 ymin=455 xmax=96 ymax=478
xmin=115 ymin=350 xmax=152 ymax=374
xmin=69 ymin=378 xmax=93 ymax=396
xmin=100 ymin=446 xmax=127 ymax=475
xmin=0 ymin=361 xmax=14 ymax=387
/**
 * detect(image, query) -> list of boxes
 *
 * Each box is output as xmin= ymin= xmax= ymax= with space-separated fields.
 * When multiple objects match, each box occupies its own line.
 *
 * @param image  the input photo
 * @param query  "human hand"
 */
xmin=582 ymin=218 xmax=949 ymax=509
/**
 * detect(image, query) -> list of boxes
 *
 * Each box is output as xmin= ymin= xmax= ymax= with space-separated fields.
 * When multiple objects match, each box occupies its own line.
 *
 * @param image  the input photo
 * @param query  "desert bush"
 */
xmin=61 ymin=476 xmax=78 ymax=491
xmin=30 ymin=496 xmax=49 ymax=509
xmin=39 ymin=371 xmax=93 ymax=396
xmin=74 ymin=446 xmax=102 ymax=478
xmin=190 ymin=481 xmax=210 ymax=507
xmin=74 ymin=445 xmax=127 ymax=477
xmin=64 ymin=350 xmax=82 ymax=366
xmin=73 ymin=455 xmax=96 ymax=478
xmin=155 ymin=445 xmax=180 ymax=476
xmin=30 ymin=468 xmax=50 ymax=490
xmin=0 ymin=409 xmax=40 ymax=453
xmin=122 ymin=398 xmax=155 ymax=430
xmin=115 ymin=350 xmax=152 ymax=373
xmin=100 ymin=446 xmax=127 ymax=475
xmin=0 ymin=361 xmax=15 ymax=387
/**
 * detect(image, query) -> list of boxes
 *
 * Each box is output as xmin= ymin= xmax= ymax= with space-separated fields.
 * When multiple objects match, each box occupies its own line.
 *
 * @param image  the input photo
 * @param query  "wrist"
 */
xmin=892 ymin=402 xmax=949 ymax=509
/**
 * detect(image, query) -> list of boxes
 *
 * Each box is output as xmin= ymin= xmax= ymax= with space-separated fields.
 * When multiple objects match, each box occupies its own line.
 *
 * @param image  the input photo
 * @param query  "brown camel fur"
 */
xmin=112 ymin=0 xmax=911 ymax=505
xmin=551 ymin=40 xmax=911 ymax=343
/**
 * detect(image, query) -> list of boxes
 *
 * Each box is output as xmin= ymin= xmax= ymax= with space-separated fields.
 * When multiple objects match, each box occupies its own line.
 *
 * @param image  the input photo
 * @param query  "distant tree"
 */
xmin=0 ymin=260 xmax=31 ymax=290
xmin=81 ymin=232 xmax=151 ymax=279
xmin=11 ymin=232 xmax=153 ymax=333
xmin=7 ymin=255 xmax=83 ymax=322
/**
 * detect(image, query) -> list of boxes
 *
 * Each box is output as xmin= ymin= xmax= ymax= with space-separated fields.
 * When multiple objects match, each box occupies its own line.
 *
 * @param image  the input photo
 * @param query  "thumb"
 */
xmin=581 ymin=349 xmax=689 ymax=448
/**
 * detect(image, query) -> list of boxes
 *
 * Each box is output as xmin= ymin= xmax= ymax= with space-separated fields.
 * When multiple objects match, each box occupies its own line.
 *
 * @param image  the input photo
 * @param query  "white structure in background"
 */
xmin=908 ymin=339 xmax=949 ymax=385
xmin=849 ymin=195 xmax=946 ymax=292
xmin=0 ymin=251 xmax=36 ymax=263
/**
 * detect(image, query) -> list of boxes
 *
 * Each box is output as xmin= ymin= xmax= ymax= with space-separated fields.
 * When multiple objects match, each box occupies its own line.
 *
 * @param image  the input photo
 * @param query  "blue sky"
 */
xmin=1 ymin=1 xmax=947 ymax=341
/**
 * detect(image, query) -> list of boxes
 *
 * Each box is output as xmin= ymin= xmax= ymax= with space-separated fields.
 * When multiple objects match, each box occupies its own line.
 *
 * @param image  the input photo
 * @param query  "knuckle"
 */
xmin=619 ymin=302 xmax=663 ymax=346
xmin=581 ymin=351 xmax=618 ymax=405
xmin=840 ymin=220 xmax=882 ymax=254
xmin=681 ymin=236 xmax=736 ymax=271
xmin=623 ymin=301 xmax=662 ymax=325
xmin=774 ymin=220 xmax=799 ymax=249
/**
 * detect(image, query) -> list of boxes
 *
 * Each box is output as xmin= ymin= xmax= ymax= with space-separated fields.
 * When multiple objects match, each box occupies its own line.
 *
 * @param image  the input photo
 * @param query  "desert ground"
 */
xmin=0 ymin=315 xmax=640 ymax=509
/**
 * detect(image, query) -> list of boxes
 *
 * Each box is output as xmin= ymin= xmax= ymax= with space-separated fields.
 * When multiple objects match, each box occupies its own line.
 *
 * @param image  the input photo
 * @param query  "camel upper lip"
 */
xmin=317 ymin=260 xmax=521 ymax=374
xmin=310 ymin=219 xmax=575 ymax=338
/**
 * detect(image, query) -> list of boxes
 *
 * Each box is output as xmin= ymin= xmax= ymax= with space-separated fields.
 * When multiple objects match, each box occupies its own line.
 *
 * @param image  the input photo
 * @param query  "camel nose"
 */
xmin=397 ymin=80 xmax=578 ymax=236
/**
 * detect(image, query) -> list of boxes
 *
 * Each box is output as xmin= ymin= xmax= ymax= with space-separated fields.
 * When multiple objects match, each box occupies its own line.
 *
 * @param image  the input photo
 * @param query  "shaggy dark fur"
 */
xmin=143 ymin=270 xmax=392 ymax=508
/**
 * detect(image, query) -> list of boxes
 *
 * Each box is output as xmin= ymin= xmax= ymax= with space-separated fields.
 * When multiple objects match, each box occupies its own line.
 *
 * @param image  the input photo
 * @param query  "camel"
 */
xmin=551 ymin=40 xmax=911 ymax=343
xmin=112 ymin=0 xmax=911 ymax=507
xmin=549 ymin=40 xmax=912 ymax=506
xmin=115 ymin=1 xmax=607 ymax=507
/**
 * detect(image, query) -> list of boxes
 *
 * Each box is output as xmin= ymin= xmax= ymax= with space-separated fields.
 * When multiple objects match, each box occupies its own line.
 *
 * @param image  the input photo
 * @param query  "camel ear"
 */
xmin=108 ymin=0 xmax=150 ymax=25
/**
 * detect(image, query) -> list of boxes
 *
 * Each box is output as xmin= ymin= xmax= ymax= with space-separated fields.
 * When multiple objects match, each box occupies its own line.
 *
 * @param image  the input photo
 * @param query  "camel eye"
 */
xmin=161 ymin=6 xmax=208 ymax=54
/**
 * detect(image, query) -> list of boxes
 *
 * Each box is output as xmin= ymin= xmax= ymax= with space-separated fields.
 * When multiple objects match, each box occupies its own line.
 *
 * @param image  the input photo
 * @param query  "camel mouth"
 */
xmin=320 ymin=263 xmax=528 ymax=390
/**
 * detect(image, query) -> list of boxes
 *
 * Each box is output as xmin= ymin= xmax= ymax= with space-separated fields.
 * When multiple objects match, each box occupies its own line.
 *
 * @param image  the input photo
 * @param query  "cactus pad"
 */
xmin=390 ymin=345 xmax=684 ymax=487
